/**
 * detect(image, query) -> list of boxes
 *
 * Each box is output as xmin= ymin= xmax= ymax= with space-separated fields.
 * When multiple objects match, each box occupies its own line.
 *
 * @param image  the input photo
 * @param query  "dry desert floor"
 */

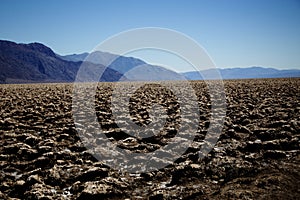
xmin=0 ymin=78 xmax=299 ymax=199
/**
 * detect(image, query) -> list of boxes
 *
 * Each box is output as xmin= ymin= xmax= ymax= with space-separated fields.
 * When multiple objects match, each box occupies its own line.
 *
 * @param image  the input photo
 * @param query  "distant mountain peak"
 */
xmin=24 ymin=42 xmax=56 ymax=57
xmin=60 ymin=51 xmax=147 ymax=69
xmin=0 ymin=40 xmax=56 ymax=57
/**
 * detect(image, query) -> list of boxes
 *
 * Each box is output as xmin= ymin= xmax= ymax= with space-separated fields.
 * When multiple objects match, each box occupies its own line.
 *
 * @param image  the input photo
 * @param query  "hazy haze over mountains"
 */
xmin=183 ymin=67 xmax=300 ymax=80
xmin=61 ymin=51 xmax=300 ymax=80
xmin=60 ymin=51 xmax=185 ymax=81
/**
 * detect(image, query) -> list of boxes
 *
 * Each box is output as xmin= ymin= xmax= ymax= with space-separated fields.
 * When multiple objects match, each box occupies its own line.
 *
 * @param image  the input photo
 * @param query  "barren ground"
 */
xmin=0 ymin=78 xmax=299 ymax=199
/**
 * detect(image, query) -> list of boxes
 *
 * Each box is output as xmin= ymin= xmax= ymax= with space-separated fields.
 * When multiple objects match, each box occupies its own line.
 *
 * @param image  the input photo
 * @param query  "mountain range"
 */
xmin=0 ymin=40 xmax=299 ymax=84
xmin=60 ymin=51 xmax=184 ymax=81
xmin=0 ymin=40 xmax=123 ymax=83
xmin=183 ymin=67 xmax=300 ymax=80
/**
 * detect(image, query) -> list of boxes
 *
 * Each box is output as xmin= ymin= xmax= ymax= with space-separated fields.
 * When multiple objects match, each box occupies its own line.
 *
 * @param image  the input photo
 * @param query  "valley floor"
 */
xmin=0 ymin=78 xmax=299 ymax=199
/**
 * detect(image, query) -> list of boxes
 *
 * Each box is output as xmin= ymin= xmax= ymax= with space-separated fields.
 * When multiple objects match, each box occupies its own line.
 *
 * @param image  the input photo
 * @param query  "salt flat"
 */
xmin=0 ymin=78 xmax=299 ymax=199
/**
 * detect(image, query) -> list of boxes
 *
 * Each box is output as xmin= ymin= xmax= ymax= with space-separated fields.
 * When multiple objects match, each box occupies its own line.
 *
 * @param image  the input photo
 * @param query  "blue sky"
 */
xmin=0 ymin=0 xmax=300 ymax=71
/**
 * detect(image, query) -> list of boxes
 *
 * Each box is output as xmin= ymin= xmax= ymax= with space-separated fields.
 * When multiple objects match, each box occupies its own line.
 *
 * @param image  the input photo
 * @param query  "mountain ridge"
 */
xmin=182 ymin=67 xmax=300 ymax=80
xmin=59 ymin=51 xmax=185 ymax=81
xmin=0 ymin=40 xmax=124 ymax=83
xmin=1 ymin=40 xmax=299 ymax=83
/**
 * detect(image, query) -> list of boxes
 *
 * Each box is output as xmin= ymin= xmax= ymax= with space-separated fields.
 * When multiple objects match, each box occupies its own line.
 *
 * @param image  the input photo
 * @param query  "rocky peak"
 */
xmin=24 ymin=42 xmax=56 ymax=57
